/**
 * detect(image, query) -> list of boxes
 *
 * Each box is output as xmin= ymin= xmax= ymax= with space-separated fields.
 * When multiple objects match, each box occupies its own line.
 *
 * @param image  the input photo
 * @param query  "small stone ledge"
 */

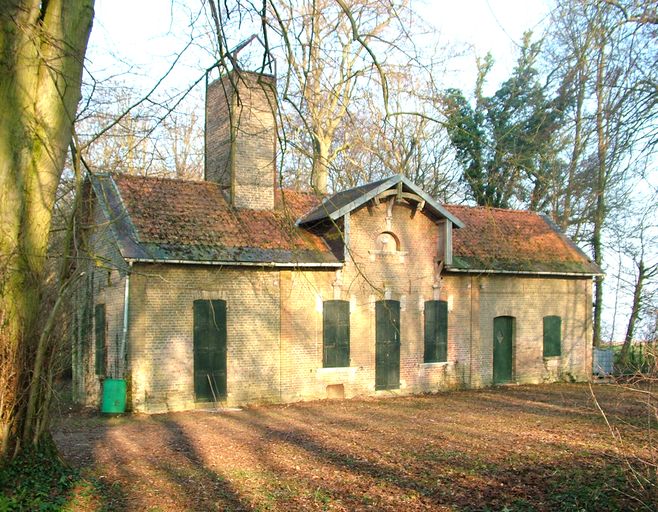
xmin=316 ymin=366 xmax=358 ymax=382
xmin=419 ymin=361 xmax=453 ymax=369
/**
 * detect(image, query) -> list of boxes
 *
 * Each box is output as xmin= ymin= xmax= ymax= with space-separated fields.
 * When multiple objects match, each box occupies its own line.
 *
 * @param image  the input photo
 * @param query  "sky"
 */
xmin=88 ymin=0 xmax=553 ymax=97
xmin=417 ymin=0 xmax=552 ymax=90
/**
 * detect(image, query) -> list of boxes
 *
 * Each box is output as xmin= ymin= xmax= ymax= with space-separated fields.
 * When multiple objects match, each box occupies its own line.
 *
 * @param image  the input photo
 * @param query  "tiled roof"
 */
xmin=91 ymin=174 xmax=339 ymax=266
xmin=299 ymin=178 xmax=388 ymax=224
xmin=444 ymin=205 xmax=601 ymax=275
xmin=299 ymin=174 xmax=465 ymax=228
xmin=90 ymin=174 xmax=599 ymax=275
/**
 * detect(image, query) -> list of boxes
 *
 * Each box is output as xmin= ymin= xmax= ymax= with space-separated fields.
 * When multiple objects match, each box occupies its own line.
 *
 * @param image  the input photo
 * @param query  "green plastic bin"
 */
xmin=101 ymin=378 xmax=127 ymax=414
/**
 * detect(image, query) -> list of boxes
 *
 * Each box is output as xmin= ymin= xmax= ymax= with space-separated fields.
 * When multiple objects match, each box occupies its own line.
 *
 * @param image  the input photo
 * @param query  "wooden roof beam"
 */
xmin=373 ymin=189 xmax=425 ymax=211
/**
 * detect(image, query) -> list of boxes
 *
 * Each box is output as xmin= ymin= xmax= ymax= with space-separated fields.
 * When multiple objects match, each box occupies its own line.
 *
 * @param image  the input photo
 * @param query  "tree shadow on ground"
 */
xmin=56 ymin=412 xmax=253 ymax=511
xmin=211 ymin=403 xmax=629 ymax=511
xmin=54 ymin=386 xmax=642 ymax=511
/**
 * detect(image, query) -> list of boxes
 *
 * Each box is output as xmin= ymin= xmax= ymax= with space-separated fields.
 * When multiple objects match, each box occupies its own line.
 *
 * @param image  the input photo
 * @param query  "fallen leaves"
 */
xmin=52 ymin=383 xmax=654 ymax=511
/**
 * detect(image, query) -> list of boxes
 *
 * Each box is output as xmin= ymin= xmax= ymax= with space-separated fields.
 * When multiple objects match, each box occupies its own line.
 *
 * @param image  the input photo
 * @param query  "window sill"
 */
xmin=368 ymin=250 xmax=408 ymax=263
xmin=368 ymin=250 xmax=408 ymax=256
xmin=420 ymin=361 xmax=451 ymax=368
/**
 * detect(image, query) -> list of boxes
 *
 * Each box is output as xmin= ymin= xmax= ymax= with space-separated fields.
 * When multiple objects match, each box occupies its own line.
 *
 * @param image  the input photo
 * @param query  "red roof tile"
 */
xmin=93 ymin=174 xmax=598 ymax=274
xmin=444 ymin=205 xmax=599 ymax=274
xmin=108 ymin=174 xmax=334 ymax=262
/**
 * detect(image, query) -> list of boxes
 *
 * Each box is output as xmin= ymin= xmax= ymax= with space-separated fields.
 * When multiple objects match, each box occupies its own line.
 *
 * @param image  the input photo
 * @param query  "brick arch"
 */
xmin=376 ymin=231 xmax=400 ymax=253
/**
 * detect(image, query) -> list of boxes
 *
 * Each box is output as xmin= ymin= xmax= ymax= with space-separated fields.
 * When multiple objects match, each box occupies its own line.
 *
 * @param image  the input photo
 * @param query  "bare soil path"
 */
xmin=53 ymin=384 xmax=655 ymax=511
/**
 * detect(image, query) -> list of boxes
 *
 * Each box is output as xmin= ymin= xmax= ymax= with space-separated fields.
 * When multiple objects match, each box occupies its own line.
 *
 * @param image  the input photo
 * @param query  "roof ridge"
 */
xmin=110 ymin=172 xmax=322 ymax=197
xmin=112 ymin=173 xmax=220 ymax=186
xmin=445 ymin=203 xmax=537 ymax=214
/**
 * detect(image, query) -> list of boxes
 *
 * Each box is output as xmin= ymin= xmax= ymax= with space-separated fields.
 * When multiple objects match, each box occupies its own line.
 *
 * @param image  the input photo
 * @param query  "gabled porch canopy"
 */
xmin=297 ymin=174 xmax=465 ymax=228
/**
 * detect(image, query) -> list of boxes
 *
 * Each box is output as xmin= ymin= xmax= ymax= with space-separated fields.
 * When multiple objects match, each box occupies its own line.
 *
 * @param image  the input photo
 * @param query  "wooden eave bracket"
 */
xmin=373 ymin=189 xmax=425 ymax=212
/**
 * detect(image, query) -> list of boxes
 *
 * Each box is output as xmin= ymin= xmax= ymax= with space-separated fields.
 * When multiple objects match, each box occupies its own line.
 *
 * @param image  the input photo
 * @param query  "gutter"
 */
xmin=125 ymin=257 xmax=343 ymax=268
xmin=444 ymin=267 xmax=603 ymax=278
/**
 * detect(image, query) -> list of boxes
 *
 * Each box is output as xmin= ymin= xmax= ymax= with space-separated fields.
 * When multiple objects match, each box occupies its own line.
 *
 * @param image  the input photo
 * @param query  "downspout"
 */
xmin=469 ymin=275 xmax=473 ymax=388
xmin=279 ymin=272 xmax=283 ymax=402
xmin=121 ymin=261 xmax=132 ymax=379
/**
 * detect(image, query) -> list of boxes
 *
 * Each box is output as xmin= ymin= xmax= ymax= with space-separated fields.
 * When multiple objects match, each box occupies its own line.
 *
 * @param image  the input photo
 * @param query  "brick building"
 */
xmin=73 ymin=71 xmax=601 ymax=413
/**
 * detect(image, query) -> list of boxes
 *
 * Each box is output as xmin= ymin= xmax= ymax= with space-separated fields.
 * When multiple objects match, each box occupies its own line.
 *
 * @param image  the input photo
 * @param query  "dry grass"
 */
xmin=52 ymin=383 xmax=656 ymax=511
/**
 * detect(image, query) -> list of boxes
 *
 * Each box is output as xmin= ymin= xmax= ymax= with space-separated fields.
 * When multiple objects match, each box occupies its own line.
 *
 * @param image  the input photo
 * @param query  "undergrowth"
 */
xmin=0 ymin=447 xmax=90 ymax=511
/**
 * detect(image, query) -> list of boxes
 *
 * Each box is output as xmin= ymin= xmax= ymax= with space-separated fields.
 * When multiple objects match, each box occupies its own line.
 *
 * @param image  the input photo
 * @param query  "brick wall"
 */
xmin=340 ymin=201 xmax=465 ymax=394
xmin=76 ymin=191 xmax=593 ymax=413
xmin=128 ymin=265 xmax=295 ymax=412
xmin=475 ymin=274 xmax=592 ymax=384
xmin=205 ymin=71 xmax=277 ymax=210
xmin=72 ymin=197 xmax=128 ymax=407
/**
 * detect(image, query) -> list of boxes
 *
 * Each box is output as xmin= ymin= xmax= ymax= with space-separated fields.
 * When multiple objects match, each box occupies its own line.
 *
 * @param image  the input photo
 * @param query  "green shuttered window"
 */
xmin=424 ymin=300 xmax=448 ymax=363
xmin=375 ymin=300 xmax=401 ymax=390
xmin=193 ymin=299 xmax=228 ymax=401
xmin=94 ymin=304 xmax=106 ymax=376
xmin=543 ymin=315 xmax=562 ymax=357
xmin=323 ymin=300 xmax=350 ymax=368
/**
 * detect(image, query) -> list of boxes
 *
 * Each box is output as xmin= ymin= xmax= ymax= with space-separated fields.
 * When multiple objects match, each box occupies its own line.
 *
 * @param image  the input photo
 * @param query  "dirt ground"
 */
xmin=53 ymin=383 xmax=656 ymax=511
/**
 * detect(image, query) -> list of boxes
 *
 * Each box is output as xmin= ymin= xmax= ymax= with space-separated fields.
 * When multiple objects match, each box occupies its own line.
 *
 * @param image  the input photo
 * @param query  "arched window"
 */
xmin=376 ymin=231 xmax=400 ymax=253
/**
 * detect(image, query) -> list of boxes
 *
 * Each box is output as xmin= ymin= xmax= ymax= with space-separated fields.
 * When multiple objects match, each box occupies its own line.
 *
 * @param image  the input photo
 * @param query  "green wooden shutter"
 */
xmin=493 ymin=316 xmax=514 ymax=384
xmin=437 ymin=301 xmax=448 ymax=362
xmin=424 ymin=301 xmax=437 ymax=362
xmin=543 ymin=316 xmax=561 ymax=357
xmin=336 ymin=301 xmax=350 ymax=367
xmin=82 ymin=274 xmax=93 ymax=357
xmin=193 ymin=299 xmax=227 ymax=401
xmin=94 ymin=304 xmax=106 ymax=376
xmin=424 ymin=301 xmax=447 ymax=363
xmin=375 ymin=300 xmax=401 ymax=390
xmin=323 ymin=300 xmax=350 ymax=367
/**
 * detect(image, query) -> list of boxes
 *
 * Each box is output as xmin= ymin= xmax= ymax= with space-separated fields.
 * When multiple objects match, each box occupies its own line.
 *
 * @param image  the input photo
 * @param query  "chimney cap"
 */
xmin=208 ymin=34 xmax=276 ymax=78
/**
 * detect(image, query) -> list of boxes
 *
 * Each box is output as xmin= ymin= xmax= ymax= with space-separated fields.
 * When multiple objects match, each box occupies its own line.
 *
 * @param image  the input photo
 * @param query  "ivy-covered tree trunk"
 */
xmin=0 ymin=0 xmax=94 ymax=462
xmin=442 ymin=37 xmax=565 ymax=209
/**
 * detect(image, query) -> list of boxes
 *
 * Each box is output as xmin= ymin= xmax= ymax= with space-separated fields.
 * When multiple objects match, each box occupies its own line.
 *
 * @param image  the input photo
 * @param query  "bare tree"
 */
xmin=329 ymin=70 xmax=462 ymax=200
xmin=76 ymin=82 xmax=204 ymax=179
xmin=0 ymin=0 xmax=94 ymax=461
xmin=546 ymin=0 xmax=657 ymax=346
xmin=271 ymin=0 xmax=418 ymax=193
xmin=618 ymin=197 xmax=658 ymax=365
xmin=205 ymin=0 xmax=450 ymax=195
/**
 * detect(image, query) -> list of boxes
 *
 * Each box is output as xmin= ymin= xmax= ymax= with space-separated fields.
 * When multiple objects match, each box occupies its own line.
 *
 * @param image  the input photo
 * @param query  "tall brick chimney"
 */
xmin=205 ymin=70 xmax=277 ymax=210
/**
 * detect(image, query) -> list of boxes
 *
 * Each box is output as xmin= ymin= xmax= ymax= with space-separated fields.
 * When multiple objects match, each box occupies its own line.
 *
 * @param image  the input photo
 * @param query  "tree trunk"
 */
xmin=592 ymin=17 xmax=608 ymax=348
xmin=0 ymin=0 xmax=94 ymax=462
xmin=620 ymin=259 xmax=645 ymax=366
xmin=560 ymin=62 xmax=587 ymax=231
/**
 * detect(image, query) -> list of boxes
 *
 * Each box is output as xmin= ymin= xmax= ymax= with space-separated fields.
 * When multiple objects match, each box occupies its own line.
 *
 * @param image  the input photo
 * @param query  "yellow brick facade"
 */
xmin=74 ymin=196 xmax=593 ymax=413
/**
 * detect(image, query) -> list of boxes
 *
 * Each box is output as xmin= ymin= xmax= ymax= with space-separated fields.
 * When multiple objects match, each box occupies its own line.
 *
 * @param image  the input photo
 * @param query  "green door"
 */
xmin=376 ymin=300 xmax=401 ymax=390
xmin=193 ymin=299 xmax=227 ymax=401
xmin=493 ymin=316 xmax=514 ymax=384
